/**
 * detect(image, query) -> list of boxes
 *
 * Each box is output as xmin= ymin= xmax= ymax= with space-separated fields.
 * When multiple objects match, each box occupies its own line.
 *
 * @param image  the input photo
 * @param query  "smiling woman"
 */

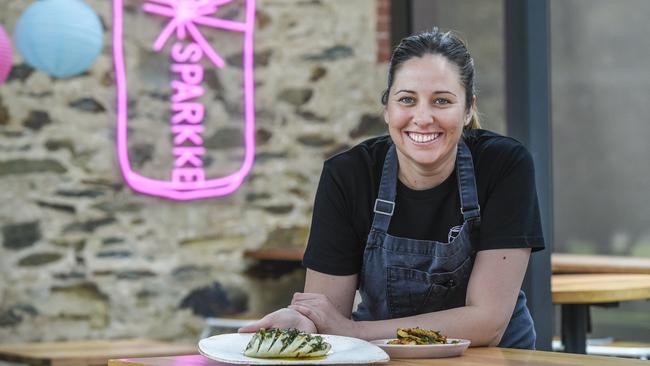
xmin=239 ymin=28 xmax=545 ymax=351
xmin=384 ymin=53 xmax=471 ymax=190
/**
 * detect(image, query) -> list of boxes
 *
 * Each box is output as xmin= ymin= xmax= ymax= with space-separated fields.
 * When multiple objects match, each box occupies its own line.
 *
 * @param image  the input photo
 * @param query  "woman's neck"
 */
xmin=396 ymin=149 xmax=457 ymax=190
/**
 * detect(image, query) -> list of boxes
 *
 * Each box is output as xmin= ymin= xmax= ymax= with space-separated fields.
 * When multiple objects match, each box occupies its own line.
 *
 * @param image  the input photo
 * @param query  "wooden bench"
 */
xmin=551 ymin=253 xmax=650 ymax=274
xmin=0 ymin=339 xmax=197 ymax=366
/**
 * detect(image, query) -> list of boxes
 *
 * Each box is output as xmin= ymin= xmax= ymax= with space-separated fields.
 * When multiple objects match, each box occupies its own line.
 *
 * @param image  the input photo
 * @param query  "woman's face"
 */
xmin=384 ymin=54 xmax=472 ymax=173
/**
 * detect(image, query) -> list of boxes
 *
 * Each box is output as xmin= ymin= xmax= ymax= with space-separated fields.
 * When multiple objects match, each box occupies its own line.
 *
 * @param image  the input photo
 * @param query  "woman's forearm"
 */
xmin=350 ymin=305 xmax=506 ymax=346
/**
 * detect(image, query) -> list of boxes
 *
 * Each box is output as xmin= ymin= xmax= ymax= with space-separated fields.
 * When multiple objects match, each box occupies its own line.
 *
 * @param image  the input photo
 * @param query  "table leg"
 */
xmin=561 ymin=304 xmax=589 ymax=354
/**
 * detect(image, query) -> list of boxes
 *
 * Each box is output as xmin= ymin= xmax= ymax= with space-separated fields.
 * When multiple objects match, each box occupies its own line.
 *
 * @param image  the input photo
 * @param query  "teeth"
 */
xmin=408 ymin=132 xmax=439 ymax=143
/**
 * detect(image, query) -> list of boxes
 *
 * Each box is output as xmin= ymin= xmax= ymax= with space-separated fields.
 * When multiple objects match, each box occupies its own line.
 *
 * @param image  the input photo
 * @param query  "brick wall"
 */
xmin=376 ymin=0 xmax=391 ymax=63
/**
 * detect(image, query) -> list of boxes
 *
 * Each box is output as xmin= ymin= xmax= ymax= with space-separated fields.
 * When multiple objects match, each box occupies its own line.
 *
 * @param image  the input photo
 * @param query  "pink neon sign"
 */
xmin=113 ymin=0 xmax=256 ymax=200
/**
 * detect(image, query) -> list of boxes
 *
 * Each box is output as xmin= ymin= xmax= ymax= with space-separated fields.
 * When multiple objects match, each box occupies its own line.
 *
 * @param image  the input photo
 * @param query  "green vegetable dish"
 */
xmin=244 ymin=328 xmax=332 ymax=358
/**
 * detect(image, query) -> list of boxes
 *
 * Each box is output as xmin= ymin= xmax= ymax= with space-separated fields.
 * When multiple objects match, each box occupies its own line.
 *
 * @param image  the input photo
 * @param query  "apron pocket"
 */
xmin=386 ymin=256 xmax=473 ymax=319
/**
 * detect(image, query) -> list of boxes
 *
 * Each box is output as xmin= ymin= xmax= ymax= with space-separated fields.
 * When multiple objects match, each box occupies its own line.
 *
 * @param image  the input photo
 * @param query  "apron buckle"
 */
xmin=374 ymin=198 xmax=395 ymax=216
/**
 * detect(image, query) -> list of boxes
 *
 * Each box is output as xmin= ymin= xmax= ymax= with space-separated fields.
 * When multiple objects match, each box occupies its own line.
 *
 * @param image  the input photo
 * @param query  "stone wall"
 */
xmin=0 ymin=0 xmax=386 ymax=342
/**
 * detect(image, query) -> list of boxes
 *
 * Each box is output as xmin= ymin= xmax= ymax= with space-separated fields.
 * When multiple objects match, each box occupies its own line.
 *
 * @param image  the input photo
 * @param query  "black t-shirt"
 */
xmin=302 ymin=129 xmax=545 ymax=276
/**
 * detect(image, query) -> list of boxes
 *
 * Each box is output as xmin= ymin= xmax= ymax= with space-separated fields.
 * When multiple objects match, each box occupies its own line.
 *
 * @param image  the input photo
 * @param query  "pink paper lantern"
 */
xmin=0 ymin=25 xmax=12 ymax=84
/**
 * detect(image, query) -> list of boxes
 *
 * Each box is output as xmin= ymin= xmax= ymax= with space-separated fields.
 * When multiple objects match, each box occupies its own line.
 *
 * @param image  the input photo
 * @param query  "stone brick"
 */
xmin=302 ymin=46 xmax=354 ymax=61
xmin=256 ymin=9 xmax=272 ymax=29
xmin=261 ymin=204 xmax=294 ymax=215
xmin=172 ymin=265 xmax=211 ymax=281
xmin=69 ymin=98 xmax=106 ymax=113
xmin=255 ymin=128 xmax=273 ymax=145
xmin=6 ymin=63 xmax=34 ymax=82
xmin=35 ymin=200 xmax=76 ymax=214
xmin=309 ymin=66 xmax=327 ymax=82
xmin=44 ymin=139 xmax=75 ymax=154
xmin=226 ymin=49 xmax=273 ymax=68
xmin=92 ymin=201 xmax=142 ymax=214
xmin=297 ymin=134 xmax=335 ymax=147
xmin=246 ymin=192 xmax=272 ymax=202
xmin=2 ymin=222 xmax=41 ymax=250
xmin=96 ymin=250 xmax=132 ymax=258
xmin=22 ymin=111 xmax=52 ymax=131
xmin=0 ymin=97 xmax=9 ymax=125
xmin=62 ymin=217 xmax=117 ymax=234
xmin=278 ymin=88 xmax=313 ymax=107
xmin=263 ymin=226 xmax=309 ymax=249
xmin=18 ymin=252 xmax=63 ymax=266
xmin=254 ymin=152 xmax=288 ymax=162
xmin=204 ymin=128 xmax=243 ymax=149
xmin=130 ymin=143 xmax=154 ymax=167
xmin=0 ymin=159 xmax=67 ymax=176
xmin=349 ymin=114 xmax=386 ymax=139
xmin=55 ymin=189 xmax=105 ymax=198
xmin=116 ymin=270 xmax=156 ymax=280
xmin=297 ymin=110 xmax=327 ymax=122
xmin=50 ymin=283 xmax=109 ymax=328
xmin=0 ymin=304 xmax=38 ymax=327
xmin=180 ymin=282 xmax=248 ymax=317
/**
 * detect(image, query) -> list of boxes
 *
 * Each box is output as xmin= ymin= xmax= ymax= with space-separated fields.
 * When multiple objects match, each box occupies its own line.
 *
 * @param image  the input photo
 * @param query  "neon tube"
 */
xmin=113 ymin=0 xmax=256 ymax=200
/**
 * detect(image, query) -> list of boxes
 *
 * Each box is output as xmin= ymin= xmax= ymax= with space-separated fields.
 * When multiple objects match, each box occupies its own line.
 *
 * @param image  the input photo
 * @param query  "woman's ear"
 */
xmin=464 ymin=95 xmax=477 ymax=126
xmin=384 ymin=108 xmax=389 ymax=125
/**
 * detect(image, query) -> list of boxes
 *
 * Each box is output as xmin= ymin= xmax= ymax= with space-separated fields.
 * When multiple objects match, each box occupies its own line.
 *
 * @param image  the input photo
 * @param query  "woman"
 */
xmin=240 ymin=28 xmax=545 ymax=349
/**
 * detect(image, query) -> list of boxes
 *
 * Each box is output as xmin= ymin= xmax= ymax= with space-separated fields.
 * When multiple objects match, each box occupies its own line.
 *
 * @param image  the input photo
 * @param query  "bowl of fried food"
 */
xmin=370 ymin=327 xmax=470 ymax=359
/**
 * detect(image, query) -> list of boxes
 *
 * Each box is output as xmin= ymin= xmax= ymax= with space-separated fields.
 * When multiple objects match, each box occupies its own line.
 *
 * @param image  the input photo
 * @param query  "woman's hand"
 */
xmin=237 ymin=308 xmax=317 ymax=334
xmin=289 ymin=292 xmax=358 ymax=337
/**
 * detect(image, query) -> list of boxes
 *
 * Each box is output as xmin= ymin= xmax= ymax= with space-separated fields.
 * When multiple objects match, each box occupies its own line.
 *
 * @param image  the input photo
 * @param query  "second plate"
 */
xmin=370 ymin=338 xmax=471 ymax=359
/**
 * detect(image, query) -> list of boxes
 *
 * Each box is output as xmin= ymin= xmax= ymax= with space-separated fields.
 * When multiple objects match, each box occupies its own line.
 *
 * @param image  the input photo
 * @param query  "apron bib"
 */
xmin=352 ymin=140 xmax=536 ymax=349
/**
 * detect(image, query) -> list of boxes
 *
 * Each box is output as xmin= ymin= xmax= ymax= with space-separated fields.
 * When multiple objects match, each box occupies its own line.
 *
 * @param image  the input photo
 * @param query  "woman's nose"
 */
xmin=412 ymin=105 xmax=434 ymax=126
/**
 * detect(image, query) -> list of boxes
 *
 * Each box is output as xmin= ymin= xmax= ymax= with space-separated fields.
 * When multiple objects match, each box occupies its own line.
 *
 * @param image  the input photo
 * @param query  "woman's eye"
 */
xmin=433 ymin=98 xmax=450 ymax=105
xmin=398 ymin=96 xmax=415 ymax=104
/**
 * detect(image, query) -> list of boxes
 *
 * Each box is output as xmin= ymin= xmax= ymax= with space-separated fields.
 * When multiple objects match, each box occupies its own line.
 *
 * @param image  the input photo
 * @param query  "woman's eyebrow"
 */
xmin=434 ymin=90 xmax=457 ymax=97
xmin=394 ymin=89 xmax=415 ymax=95
xmin=395 ymin=89 xmax=458 ymax=97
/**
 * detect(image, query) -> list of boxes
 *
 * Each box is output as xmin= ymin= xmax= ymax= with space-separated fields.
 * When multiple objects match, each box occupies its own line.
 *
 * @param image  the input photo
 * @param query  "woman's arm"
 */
xmin=291 ymin=248 xmax=530 ymax=346
xmin=303 ymin=269 xmax=358 ymax=318
xmin=237 ymin=270 xmax=357 ymax=334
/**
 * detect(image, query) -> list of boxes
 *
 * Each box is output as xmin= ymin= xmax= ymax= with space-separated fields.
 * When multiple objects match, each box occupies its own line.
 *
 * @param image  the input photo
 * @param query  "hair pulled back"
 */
xmin=382 ymin=28 xmax=480 ymax=129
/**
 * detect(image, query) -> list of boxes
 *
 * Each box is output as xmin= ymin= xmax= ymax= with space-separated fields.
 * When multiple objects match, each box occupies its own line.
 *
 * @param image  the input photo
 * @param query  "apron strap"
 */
xmin=371 ymin=139 xmax=482 ymax=232
xmin=370 ymin=144 xmax=398 ymax=233
xmin=456 ymin=139 xmax=481 ymax=224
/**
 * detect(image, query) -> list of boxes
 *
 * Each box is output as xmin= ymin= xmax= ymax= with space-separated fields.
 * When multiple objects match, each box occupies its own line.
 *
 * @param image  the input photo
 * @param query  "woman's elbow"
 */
xmin=471 ymin=316 xmax=509 ymax=347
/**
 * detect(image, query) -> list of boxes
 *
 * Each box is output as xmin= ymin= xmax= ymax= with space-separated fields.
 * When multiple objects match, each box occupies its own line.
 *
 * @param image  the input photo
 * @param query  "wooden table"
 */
xmin=552 ymin=253 xmax=650 ymax=274
xmin=0 ymin=339 xmax=197 ymax=366
xmin=551 ymin=273 xmax=650 ymax=355
xmin=108 ymin=347 xmax=649 ymax=366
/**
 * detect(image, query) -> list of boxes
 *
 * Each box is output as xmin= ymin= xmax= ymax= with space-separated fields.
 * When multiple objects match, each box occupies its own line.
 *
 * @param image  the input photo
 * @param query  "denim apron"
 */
xmin=352 ymin=140 xmax=536 ymax=349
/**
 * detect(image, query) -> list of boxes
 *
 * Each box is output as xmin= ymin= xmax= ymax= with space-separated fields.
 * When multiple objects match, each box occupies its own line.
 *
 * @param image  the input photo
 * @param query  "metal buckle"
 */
xmin=374 ymin=198 xmax=395 ymax=216
xmin=460 ymin=204 xmax=481 ymax=218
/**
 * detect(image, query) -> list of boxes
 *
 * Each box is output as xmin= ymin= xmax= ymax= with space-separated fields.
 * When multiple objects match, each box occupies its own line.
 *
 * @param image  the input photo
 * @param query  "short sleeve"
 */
xmin=477 ymin=144 xmax=545 ymax=252
xmin=302 ymin=163 xmax=364 ymax=275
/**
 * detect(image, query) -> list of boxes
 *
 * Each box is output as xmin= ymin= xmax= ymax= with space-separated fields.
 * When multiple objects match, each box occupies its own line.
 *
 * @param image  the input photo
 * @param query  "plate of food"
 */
xmin=370 ymin=327 xmax=470 ymax=359
xmin=198 ymin=328 xmax=390 ymax=365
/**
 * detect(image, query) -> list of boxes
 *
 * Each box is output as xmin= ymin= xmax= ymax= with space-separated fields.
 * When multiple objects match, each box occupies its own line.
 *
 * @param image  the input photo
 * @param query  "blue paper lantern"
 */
xmin=14 ymin=0 xmax=103 ymax=78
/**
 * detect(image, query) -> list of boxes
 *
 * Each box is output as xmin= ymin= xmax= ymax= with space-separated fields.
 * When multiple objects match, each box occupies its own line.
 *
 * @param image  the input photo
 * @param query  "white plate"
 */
xmin=199 ymin=333 xmax=390 ymax=365
xmin=370 ymin=338 xmax=471 ymax=359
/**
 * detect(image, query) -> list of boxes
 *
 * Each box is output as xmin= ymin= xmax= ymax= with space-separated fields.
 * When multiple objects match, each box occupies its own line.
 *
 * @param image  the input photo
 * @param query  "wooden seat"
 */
xmin=0 ymin=339 xmax=197 ymax=366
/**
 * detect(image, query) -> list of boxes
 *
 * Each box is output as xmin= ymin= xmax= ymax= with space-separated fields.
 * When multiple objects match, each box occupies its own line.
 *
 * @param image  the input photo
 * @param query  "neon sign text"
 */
xmin=113 ymin=0 xmax=256 ymax=200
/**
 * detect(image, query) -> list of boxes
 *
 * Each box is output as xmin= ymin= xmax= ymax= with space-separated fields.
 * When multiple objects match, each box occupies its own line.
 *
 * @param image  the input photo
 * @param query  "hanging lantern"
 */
xmin=14 ymin=0 xmax=104 ymax=78
xmin=0 ymin=25 xmax=11 ymax=84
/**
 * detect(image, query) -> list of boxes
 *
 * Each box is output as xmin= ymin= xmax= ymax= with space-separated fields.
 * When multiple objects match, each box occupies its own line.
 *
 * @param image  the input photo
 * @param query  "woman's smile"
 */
xmin=405 ymin=131 xmax=443 ymax=144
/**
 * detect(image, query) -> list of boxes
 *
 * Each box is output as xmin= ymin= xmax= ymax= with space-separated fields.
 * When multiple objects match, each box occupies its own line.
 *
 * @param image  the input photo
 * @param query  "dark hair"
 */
xmin=381 ymin=28 xmax=480 ymax=129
